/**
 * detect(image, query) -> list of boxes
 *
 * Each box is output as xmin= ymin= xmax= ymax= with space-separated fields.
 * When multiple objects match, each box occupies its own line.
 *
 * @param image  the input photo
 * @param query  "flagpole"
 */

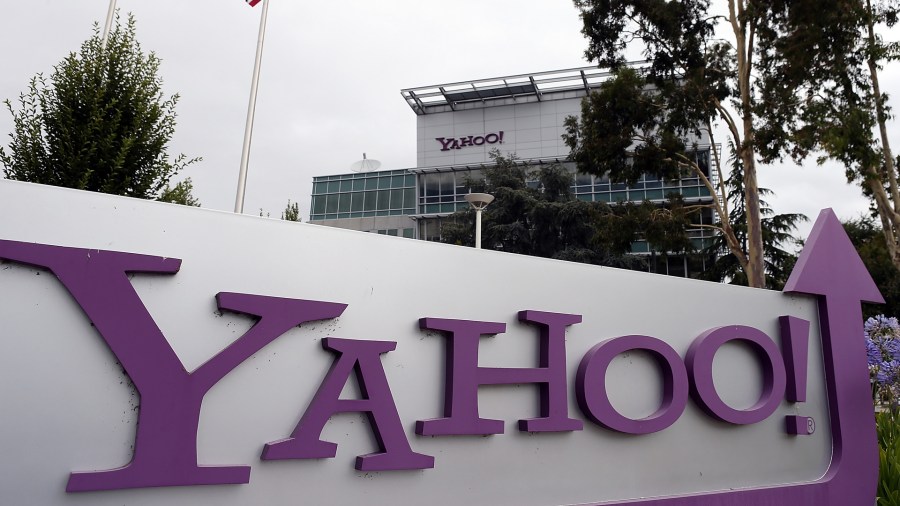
xmin=101 ymin=0 xmax=117 ymax=50
xmin=234 ymin=0 xmax=270 ymax=214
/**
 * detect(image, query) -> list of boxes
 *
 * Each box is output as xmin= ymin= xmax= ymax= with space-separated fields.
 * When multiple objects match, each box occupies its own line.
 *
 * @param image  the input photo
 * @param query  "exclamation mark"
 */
xmin=780 ymin=315 xmax=815 ymax=435
xmin=498 ymin=131 xmax=504 ymax=144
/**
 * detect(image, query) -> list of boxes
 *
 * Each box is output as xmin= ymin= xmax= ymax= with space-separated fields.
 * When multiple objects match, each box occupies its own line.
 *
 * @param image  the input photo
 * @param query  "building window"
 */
xmin=310 ymin=169 xmax=416 ymax=221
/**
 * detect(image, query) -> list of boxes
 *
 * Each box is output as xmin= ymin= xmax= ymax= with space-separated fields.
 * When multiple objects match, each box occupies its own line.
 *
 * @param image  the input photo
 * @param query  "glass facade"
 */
xmin=309 ymin=169 xmax=416 ymax=222
xmin=630 ymin=207 xmax=718 ymax=254
xmin=418 ymin=216 xmax=452 ymax=242
xmin=417 ymin=170 xmax=483 ymax=215
xmin=413 ymin=151 xmax=712 ymax=218
xmin=310 ymin=150 xmax=716 ymax=255
xmin=571 ymin=151 xmax=712 ymax=204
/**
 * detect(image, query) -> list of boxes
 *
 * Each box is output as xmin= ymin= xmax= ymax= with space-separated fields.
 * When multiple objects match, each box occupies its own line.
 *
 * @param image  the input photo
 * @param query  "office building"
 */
xmin=309 ymin=66 xmax=718 ymax=276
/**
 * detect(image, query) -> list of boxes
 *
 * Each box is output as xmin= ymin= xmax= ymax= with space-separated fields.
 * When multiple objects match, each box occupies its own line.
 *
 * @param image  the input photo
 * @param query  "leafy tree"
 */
xmin=157 ymin=178 xmax=200 ymax=206
xmin=566 ymin=0 xmax=858 ymax=287
xmin=281 ymin=199 xmax=301 ymax=221
xmin=0 ymin=13 xmax=199 ymax=203
xmin=257 ymin=200 xmax=301 ymax=221
xmin=563 ymin=68 xmax=737 ymax=280
xmin=701 ymin=148 xmax=806 ymax=290
xmin=844 ymin=215 xmax=900 ymax=318
xmin=440 ymin=150 xmax=695 ymax=271
xmin=786 ymin=1 xmax=900 ymax=271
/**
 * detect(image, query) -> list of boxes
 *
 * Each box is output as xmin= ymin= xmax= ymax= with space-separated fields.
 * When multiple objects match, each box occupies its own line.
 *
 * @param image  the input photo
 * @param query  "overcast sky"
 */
xmin=2 ymin=1 xmax=897 ymax=241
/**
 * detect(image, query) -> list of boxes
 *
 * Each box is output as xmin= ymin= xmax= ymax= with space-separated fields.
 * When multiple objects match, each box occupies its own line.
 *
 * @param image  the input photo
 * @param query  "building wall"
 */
xmin=311 ymin=215 xmax=416 ymax=238
xmin=311 ymin=153 xmax=717 ymax=248
xmin=416 ymin=95 xmax=583 ymax=167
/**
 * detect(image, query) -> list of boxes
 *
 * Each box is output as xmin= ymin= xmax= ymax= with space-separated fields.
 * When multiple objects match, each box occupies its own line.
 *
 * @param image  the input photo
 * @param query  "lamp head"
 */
xmin=465 ymin=192 xmax=495 ymax=211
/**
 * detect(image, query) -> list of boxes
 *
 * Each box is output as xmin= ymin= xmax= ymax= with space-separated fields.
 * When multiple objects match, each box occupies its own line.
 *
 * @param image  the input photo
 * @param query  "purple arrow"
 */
xmin=583 ymin=208 xmax=881 ymax=506
xmin=779 ymin=208 xmax=882 ymax=503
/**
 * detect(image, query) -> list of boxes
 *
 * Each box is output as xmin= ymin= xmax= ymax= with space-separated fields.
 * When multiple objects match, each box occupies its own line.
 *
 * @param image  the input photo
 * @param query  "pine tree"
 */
xmin=701 ymin=146 xmax=806 ymax=290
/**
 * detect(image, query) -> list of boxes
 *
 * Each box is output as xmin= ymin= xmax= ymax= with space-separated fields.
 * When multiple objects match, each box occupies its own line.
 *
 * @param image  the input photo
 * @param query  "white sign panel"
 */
xmin=0 ymin=180 xmax=877 ymax=505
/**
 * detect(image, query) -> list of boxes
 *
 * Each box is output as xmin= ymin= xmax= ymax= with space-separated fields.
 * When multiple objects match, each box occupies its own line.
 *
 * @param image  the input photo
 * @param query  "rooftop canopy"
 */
xmin=400 ymin=63 xmax=647 ymax=115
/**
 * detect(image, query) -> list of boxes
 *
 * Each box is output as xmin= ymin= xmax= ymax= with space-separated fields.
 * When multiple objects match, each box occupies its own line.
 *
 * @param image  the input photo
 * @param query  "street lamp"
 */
xmin=464 ymin=193 xmax=495 ymax=249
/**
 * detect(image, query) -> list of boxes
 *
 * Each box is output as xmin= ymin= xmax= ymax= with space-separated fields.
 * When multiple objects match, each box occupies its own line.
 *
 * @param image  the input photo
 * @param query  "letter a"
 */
xmin=262 ymin=337 xmax=434 ymax=471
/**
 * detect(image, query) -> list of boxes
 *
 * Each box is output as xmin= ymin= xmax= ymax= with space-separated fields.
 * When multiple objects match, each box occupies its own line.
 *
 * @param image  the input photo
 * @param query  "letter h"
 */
xmin=416 ymin=311 xmax=583 ymax=436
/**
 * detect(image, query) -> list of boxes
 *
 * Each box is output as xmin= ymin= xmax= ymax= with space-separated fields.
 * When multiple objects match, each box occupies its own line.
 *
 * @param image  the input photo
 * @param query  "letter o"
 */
xmin=473 ymin=136 xmax=485 ymax=146
xmin=576 ymin=335 xmax=688 ymax=434
xmin=686 ymin=326 xmax=786 ymax=425
xmin=485 ymin=133 xmax=499 ymax=144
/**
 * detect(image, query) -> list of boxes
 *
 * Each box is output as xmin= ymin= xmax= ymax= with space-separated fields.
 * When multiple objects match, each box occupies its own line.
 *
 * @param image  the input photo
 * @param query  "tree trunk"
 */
xmin=864 ymin=0 xmax=900 ymax=272
xmin=730 ymin=0 xmax=767 ymax=288
xmin=741 ymin=142 xmax=766 ymax=288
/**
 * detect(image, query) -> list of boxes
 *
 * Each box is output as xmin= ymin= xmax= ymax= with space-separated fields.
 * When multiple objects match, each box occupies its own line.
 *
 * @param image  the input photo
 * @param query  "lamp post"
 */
xmin=464 ymin=193 xmax=495 ymax=250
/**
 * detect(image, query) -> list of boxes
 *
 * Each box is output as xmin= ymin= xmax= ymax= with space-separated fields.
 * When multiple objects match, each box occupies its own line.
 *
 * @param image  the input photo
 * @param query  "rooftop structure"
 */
xmin=401 ymin=64 xmax=648 ymax=115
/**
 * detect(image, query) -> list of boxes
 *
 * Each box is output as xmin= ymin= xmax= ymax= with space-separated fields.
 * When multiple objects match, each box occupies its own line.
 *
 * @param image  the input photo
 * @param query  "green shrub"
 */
xmin=878 ymin=411 xmax=900 ymax=506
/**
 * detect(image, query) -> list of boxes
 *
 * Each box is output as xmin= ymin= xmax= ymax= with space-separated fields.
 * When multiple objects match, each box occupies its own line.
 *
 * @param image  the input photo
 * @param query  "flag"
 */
xmin=246 ymin=0 xmax=261 ymax=6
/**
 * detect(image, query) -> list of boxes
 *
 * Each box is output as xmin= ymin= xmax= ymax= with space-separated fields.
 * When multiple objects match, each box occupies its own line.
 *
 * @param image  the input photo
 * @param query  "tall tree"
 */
xmin=0 ymin=14 xmax=199 ymax=203
xmin=563 ymin=68 xmax=739 ymax=280
xmin=566 ymin=0 xmax=856 ymax=287
xmin=787 ymin=1 xmax=900 ymax=270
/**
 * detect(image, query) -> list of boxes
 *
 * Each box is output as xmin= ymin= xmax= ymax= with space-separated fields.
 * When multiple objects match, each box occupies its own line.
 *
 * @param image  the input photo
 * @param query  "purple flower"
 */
xmin=868 ymin=339 xmax=883 ymax=366
xmin=865 ymin=315 xmax=900 ymax=398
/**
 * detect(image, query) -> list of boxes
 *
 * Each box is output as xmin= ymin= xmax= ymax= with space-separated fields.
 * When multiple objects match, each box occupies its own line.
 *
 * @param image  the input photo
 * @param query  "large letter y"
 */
xmin=0 ymin=240 xmax=346 ymax=491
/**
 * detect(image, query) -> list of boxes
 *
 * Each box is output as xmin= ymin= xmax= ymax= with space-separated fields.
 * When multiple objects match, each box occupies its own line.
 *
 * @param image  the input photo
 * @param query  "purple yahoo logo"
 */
xmin=436 ymin=131 xmax=504 ymax=151
xmin=583 ymin=209 xmax=882 ymax=506
xmin=0 ymin=209 xmax=880 ymax=505
xmin=418 ymin=317 xmax=807 ymax=438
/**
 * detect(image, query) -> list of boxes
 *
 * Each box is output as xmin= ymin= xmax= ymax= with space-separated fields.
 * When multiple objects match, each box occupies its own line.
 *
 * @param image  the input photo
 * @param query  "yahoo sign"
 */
xmin=0 ymin=180 xmax=880 ymax=506
xmin=436 ymin=131 xmax=504 ymax=151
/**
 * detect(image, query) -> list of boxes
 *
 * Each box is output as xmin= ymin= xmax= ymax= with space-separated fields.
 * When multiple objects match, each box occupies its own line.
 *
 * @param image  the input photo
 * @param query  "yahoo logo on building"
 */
xmin=0 ymin=210 xmax=881 ymax=505
xmin=436 ymin=131 xmax=504 ymax=151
